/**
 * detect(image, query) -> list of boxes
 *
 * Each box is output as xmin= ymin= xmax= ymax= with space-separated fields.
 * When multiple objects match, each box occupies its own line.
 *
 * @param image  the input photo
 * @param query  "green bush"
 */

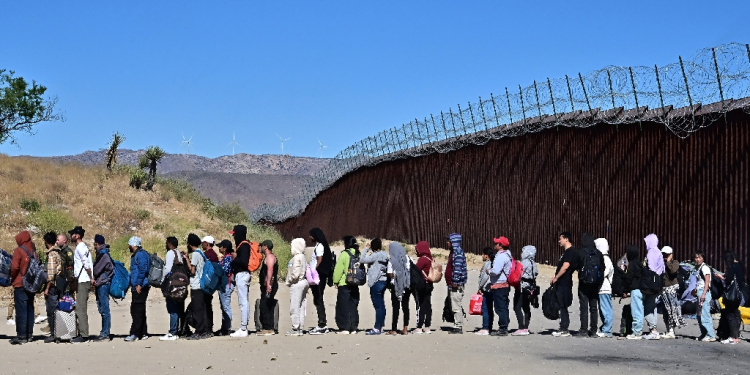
xmin=215 ymin=202 xmax=248 ymax=224
xmin=29 ymin=208 xmax=75 ymax=235
xmin=157 ymin=178 xmax=205 ymax=204
xmin=20 ymin=198 xmax=40 ymax=212
xmin=134 ymin=209 xmax=151 ymax=220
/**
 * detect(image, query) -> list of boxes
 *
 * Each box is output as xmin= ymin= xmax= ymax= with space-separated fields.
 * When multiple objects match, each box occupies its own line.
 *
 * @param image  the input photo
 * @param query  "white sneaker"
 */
xmin=412 ymin=328 xmax=423 ymax=335
xmin=662 ymin=331 xmax=676 ymax=339
xmin=230 ymin=329 xmax=249 ymax=338
xmin=552 ymin=331 xmax=571 ymax=337
xmin=475 ymin=329 xmax=490 ymax=336
xmin=626 ymin=334 xmax=642 ymax=340
xmin=423 ymin=328 xmax=431 ymax=334
xmin=701 ymin=337 xmax=717 ymax=342
xmin=159 ymin=334 xmax=178 ymax=341
xmin=285 ymin=329 xmax=303 ymax=336
xmin=643 ymin=332 xmax=660 ymax=340
xmin=6 ymin=319 xmax=15 ymax=326
xmin=34 ymin=316 xmax=48 ymax=324
xmin=309 ymin=326 xmax=329 ymax=335
xmin=337 ymin=330 xmax=350 ymax=335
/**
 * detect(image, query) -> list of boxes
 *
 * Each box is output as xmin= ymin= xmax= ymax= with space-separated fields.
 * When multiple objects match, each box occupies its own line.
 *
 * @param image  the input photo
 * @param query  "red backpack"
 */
xmin=506 ymin=253 xmax=523 ymax=288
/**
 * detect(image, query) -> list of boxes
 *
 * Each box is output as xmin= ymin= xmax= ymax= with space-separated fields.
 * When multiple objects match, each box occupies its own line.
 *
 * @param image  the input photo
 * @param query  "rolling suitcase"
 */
xmin=55 ymin=309 xmax=77 ymax=341
xmin=254 ymin=298 xmax=279 ymax=333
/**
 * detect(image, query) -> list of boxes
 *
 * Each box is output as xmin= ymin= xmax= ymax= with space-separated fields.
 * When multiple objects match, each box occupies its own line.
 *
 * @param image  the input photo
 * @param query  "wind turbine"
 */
xmin=276 ymin=133 xmax=291 ymax=154
xmin=228 ymin=132 xmax=240 ymax=155
xmin=317 ymin=138 xmax=328 ymax=158
xmin=181 ymin=133 xmax=194 ymax=154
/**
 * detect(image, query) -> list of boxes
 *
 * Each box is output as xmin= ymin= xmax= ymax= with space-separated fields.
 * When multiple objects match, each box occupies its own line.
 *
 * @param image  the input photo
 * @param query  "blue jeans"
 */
xmin=370 ymin=280 xmax=387 ymax=330
xmin=13 ymin=288 xmax=34 ymax=339
xmin=599 ymin=294 xmax=613 ymax=334
xmin=481 ymin=289 xmax=495 ymax=330
xmin=698 ymin=290 xmax=716 ymax=338
xmin=166 ymin=298 xmax=184 ymax=335
xmin=630 ymin=289 xmax=645 ymax=334
xmin=492 ymin=287 xmax=510 ymax=332
xmin=95 ymin=283 xmax=111 ymax=337
xmin=219 ymin=283 xmax=234 ymax=333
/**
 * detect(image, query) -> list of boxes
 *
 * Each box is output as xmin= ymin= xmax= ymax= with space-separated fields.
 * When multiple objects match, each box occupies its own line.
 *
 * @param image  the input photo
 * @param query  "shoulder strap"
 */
xmin=20 ymin=245 xmax=34 ymax=259
xmin=171 ymin=249 xmax=182 ymax=265
xmin=195 ymin=249 xmax=207 ymax=261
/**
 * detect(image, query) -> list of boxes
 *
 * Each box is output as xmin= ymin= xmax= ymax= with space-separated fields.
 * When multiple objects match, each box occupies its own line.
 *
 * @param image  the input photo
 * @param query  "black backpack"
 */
xmin=611 ymin=266 xmax=627 ymax=297
xmin=639 ymin=257 xmax=664 ymax=294
xmin=408 ymin=258 xmax=426 ymax=293
xmin=441 ymin=295 xmax=465 ymax=323
xmin=580 ymin=248 xmax=602 ymax=285
xmin=542 ymin=286 xmax=560 ymax=320
xmin=344 ymin=250 xmax=366 ymax=286
xmin=676 ymin=264 xmax=690 ymax=297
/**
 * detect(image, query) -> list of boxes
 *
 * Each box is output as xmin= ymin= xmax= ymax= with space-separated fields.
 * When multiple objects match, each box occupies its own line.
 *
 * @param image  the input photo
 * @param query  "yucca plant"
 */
xmin=105 ymin=132 xmax=126 ymax=172
xmin=139 ymin=146 xmax=166 ymax=191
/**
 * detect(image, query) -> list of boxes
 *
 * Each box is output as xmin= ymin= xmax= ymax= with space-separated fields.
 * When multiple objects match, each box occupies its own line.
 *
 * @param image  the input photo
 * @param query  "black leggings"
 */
xmin=311 ymin=276 xmax=328 ymax=328
xmin=415 ymin=284 xmax=433 ymax=328
xmin=129 ymin=287 xmax=150 ymax=338
xmin=513 ymin=289 xmax=531 ymax=329
xmin=390 ymin=285 xmax=411 ymax=331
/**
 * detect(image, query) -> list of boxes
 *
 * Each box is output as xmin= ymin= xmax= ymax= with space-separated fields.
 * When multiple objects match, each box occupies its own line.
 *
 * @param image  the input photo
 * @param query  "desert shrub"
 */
xmin=215 ymin=202 xmax=248 ymax=224
xmin=153 ymin=223 xmax=165 ymax=231
xmin=134 ymin=209 xmax=151 ymax=220
xmin=20 ymin=198 xmax=40 ymax=212
xmin=158 ymin=178 xmax=204 ymax=204
xmin=29 ymin=207 xmax=75 ymax=235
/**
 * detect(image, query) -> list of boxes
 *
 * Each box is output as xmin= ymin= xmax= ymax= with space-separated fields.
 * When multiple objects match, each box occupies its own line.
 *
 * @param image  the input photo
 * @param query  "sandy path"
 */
xmin=1 ymin=249 xmax=748 ymax=374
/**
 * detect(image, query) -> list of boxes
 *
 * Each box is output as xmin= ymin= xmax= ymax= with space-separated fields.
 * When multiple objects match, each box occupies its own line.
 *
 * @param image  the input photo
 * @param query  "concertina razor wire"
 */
xmin=251 ymin=43 xmax=750 ymax=224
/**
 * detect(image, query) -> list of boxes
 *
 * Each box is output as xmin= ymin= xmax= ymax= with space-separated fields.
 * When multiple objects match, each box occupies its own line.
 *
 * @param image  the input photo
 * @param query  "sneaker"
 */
xmin=596 ymin=331 xmax=613 ymax=338
xmin=256 ymin=330 xmax=275 ymax=336
xmin=124 ymin=335 xmax=139 ymax=342
xmin=365 ymin=329 xmax=381 ymax=335
xmin=9 ymin=337 xmax=26 ymax=345
xmin=34 ymin=315 xmax=48 ymax=324
xmin=662 ymin=331 xmax=676 ymax=339
xmin=701 ymin=337 xmax=717 ymax=342
xmin=44 ymin=336 xmax=56 ymax=344
xmin=643 ymin=332 xmax=660 ymax=340
xmin=575 ymin=331 xmax=589 ymax=338
xmin=511 ymin=329 xmax=530 ymax=336
xmin=626 ymin=334 xmax=642 ymax=340
xmin=423 ymin=328 xmax=431 ymax=334
xmin=160 ymin=334 xmax=178 ymax=341
xmin=448 ymin=328 xmax=463 ymax=335
xmin=475 ymin=329 xmax=490 ymax=336
xmin=412 ymin=328 xmax=423 ymax=335
xmin=230 ymin=329 xmax=249 ymax=338
xmin=213 ymin=330 xmax=229 ymax=337
xmin=721 ymin=339 xmax=739 ymax=345
xmin=337 ymin=330 xmax=350 ymax=335
xmin=350 ymin=330 xmax=358 ymax=335
xmin=140 ymin=335 xmax=149 ymax=341
xmin=494 ymin=330 xmax=509 ymax=336
xmin=309 ymin=326 xmax=329 ymax=335
xmin=6 ymin=319 xmax=15 ymax=326
xmin=285 ymin=329 xmax=303 ymax=336
xmin=71 ymin=336 xmax=87 ymax=343
xmin=552 ymin=330 xmax=571 ymax=337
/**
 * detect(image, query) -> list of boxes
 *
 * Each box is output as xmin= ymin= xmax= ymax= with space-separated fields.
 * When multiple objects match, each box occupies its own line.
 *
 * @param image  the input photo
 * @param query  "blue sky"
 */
xmin=1 ymin=1 xmax=748 ymax=158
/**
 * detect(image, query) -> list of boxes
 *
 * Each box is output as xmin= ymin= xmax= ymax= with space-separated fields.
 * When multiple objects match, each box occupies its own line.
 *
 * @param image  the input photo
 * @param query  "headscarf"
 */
xmin=389 ymin=242 xmax=410 ymax=301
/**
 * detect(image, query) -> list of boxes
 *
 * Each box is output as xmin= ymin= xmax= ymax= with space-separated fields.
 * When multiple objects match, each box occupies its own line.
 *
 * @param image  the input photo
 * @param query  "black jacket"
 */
xmin=624 ymin=245 xmax=643 ymax=293
xmin=232 ymin=241 xmax=250 ymax=274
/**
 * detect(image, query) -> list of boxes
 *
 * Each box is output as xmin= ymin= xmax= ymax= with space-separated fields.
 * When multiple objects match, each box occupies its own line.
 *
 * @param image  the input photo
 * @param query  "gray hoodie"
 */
xmin=520 ymin=245 xmax=538 ymax=290
xmin=478 ymin=260 xmax=492 ymax=291
xmin=359 ymin=248 xmax=389 ymax=288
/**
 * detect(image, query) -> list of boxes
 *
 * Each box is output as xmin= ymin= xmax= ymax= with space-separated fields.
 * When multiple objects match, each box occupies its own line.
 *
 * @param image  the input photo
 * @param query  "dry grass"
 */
xmin=0 ymin=154 xmax=291 ymax=302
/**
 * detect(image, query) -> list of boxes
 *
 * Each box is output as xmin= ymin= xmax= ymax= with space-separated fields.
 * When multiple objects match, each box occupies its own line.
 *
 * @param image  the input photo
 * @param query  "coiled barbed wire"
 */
xmin=252 ymin=43 xmax=750 ymax=224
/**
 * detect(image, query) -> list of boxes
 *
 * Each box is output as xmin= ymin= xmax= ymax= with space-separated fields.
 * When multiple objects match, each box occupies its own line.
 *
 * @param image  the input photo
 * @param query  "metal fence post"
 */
xmin=629 ymin=67 xmax=642 ymax=130
xmin=565 ymin=75 xmax=575 ymax=112
xmin=578 ymin=73 xmax=593 ymax=120
xmin=505 ymin=87 xmax=514 ymax=124
xmin=479 ymin=96 xmax=489 ymax=132
xmin=679 ymin=56 xmax=697 ymax=127
xmin=712 ymin=48 xmax=727 ymax=123
xmin=533 ymin=80 xmax=543 ymax=119
xmin=518 ymin=85 xmax=528 ymax=127
xmin=449 ymin=108 xmax=458 ymax=138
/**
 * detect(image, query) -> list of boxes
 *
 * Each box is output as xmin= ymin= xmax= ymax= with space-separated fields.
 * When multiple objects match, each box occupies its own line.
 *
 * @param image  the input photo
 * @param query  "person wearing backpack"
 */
xmin=716 ymin=250 xmax=744 ymax=345
xmin=257 ymin=240 xmax=279 ymax=336
xmin=308 ymin=228 xmax=333 ymax=335
xmin=69 ymin=226 xmax=93 ymax=343
xmin=160 ymin=236 xmax=185 ymax=341
xmin=660 ymin=246 xmax=686 ymax=339
xmin=285 ymin=238 xmax=309 ymax=336
xmin=386 ymin=242 xmax=411 ymax=335
xmin=513 ymin=244 xmax=538 ymax=336
xmin=185 ymin=233 xmax=211 ymax=340
xmin=594 ymin=238 xmax=614 ymax=338
xmin=550 ymin=232 xmax=580 ymax=338
xmin=200 ymin=236 xmax=220 ymax=335
xmin=413 ymin=241 xmax=434 ymax=334
xmin=215 ymin=239 xmax=235 ymax=336
xmin=577 ymin=233 xmax=603 ymax=338
xmin=124 ymin=236 xmax=151 ymax=342
xmin=630 ymin=234 xmax=664 ymax=340
xmin=229 ymin=225 xmax=252 ymax=338
xmin=92 ymin=234 xmax=114 ymax=342
xmin=487 ymin=236 xmax=512 ymax=336
xmin=359 ymin=238 xmax=389 ymax=335
xmin=446 ymin=233 xmax=468 ymax=334
xmin=42 ymin=232 xmax=63 ymax=344
xmin=9 ymin=231 xmax=39 ymax=345
xmin=333 ymin=236 xmax=361 ymax=334
xmin=693 ymin=251 xmax=717 ymax=342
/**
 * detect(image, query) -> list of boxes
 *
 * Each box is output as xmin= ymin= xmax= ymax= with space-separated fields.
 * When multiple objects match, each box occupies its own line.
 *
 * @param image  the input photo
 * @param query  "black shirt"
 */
xmin=555 ymin=247 xmax=581 ymax=286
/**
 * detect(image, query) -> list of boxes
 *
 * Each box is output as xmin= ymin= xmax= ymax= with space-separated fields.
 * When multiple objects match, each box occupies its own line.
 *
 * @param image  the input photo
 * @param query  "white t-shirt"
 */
xmin=190 ymin=251 xmax=206 ymax=290
xmin=163 ymin=249 xmax=184 ymax=282
xmin=74 ymin=242 xmax=93 ymax=283
xmin=309 ymin=243 xmax=324 ymax=269
xmin=696 ymin=263 xmax=711 ymax=295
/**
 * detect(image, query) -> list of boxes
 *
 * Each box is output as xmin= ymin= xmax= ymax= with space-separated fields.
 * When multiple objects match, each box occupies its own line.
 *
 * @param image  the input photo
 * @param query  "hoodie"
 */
xmin=520 ymin=245 xmax=538 ymax=290
xmin=129 ymin=247 xmax=151 ymax=292
xmin=644 ymin=234 xmax=664 ymax=275
xmin=10 ymin=231 xmax=35 ymax=288
xmin=595 ymin=238 xmax=614 ymax=295
xmin=415 ymin=241 xmax=433 ymax=282
xmin=231 ymin=235 xmax=250 ymax=274
xmin=359 ymin=247 xmax=389 ymax=288
xmin=579 ymin=233 xmax=604 ymax=293
xmin=625 ymin=245 xmax=643 ymax=293
xmin=93 ymin=244 xmax=115 ymax=286
xmin=447 ymin=233 xmax=467 ymax=286
xmin=286 ymin=238 xmax=307 ymax=286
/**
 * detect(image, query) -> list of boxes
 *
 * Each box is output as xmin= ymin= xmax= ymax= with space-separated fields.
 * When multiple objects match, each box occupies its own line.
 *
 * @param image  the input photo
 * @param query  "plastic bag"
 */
xmin=469 ymin=293 xmax=483 ymax=315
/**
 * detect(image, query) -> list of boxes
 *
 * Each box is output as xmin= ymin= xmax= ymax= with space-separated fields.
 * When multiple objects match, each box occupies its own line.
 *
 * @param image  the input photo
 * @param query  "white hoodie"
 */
xmin=595 ymin=238 xmax=614 ymax=295
xmin=286 ymin=238 xmax=307 ymax=286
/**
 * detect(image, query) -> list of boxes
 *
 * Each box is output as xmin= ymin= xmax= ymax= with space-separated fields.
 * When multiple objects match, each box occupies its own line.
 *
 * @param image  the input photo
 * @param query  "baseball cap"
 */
xmin=661 ymin=246 xmax=673 ymax=254
xmin=201 ymin=236 xmax=215 ymax=244
xmin=261 ymin=239 xmax=274 ymax=250
xmin=216 ymin=239 xmax=233 ymax=250
xmin=493 ymin=236 xmax=510 ymax=248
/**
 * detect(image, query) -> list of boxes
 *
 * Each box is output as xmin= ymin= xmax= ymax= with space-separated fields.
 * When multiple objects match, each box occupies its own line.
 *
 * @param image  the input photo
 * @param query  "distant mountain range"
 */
xmin=33 ymin=149 xmax=329 ymax=175
xmin=24 ymin=149 xmax=328 ymax=212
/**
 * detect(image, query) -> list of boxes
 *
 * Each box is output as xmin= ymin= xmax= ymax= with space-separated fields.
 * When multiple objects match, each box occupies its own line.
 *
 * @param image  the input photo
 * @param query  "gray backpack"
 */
xmin=20 ymin=246 xmax=47 ymax=293
xmin=148 ymin=252 xmax=165 ymax=287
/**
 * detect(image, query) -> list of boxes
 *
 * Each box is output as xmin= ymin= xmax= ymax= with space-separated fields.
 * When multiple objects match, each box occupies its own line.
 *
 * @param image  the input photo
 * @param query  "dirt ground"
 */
xmin=2 ymin=245 xmax=749 ymax=375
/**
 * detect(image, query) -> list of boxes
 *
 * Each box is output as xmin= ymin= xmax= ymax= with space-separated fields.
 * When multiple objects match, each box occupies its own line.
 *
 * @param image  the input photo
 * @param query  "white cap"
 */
xmin=201 ymin=236 xmax=215 ymax=244
xmin=661 ymin=246 xmax=673 ymax=254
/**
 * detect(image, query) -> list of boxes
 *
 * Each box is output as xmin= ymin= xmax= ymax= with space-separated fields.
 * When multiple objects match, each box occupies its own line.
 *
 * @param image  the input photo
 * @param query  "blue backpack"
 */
xmin=0 ymin=249 xmax=12 ymax=287
xmin=109 ymin=261 xmax=130 ymax=299
xmin=196 ymin=250 xmax=225 ymax=295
